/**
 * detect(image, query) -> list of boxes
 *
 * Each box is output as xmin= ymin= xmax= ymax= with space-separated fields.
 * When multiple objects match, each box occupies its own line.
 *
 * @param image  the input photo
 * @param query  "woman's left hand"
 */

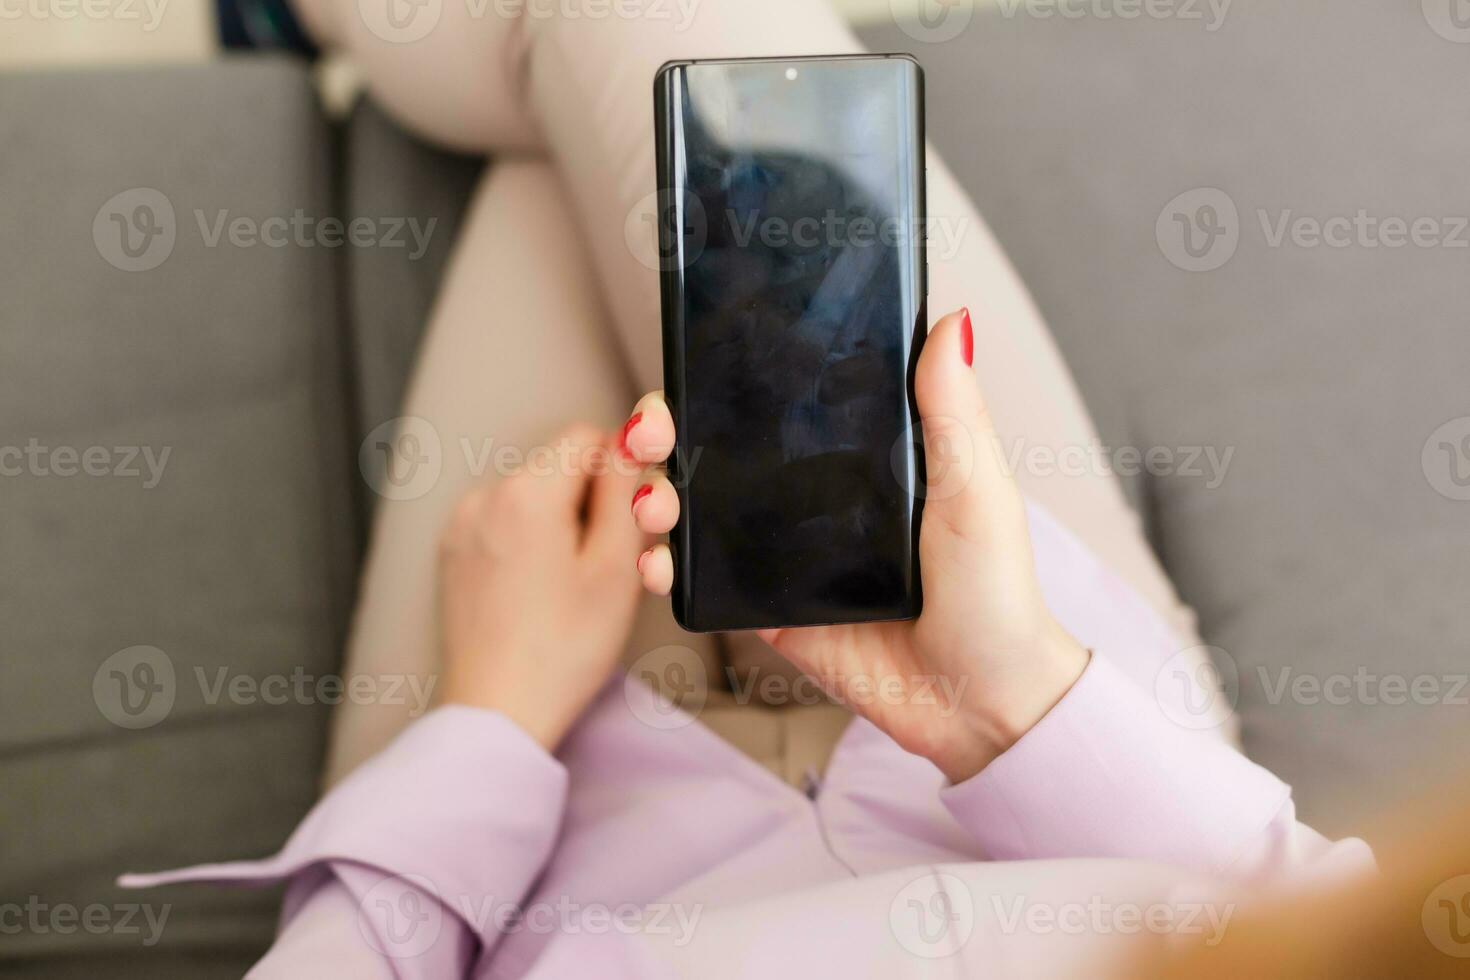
xmin=622 ymin=309 xmax=1090 ymax=783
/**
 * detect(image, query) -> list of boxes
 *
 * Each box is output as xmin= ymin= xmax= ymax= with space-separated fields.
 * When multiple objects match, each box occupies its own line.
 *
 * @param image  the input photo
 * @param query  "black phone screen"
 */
xmin=656 ymin=56 xmax=926 ymax=632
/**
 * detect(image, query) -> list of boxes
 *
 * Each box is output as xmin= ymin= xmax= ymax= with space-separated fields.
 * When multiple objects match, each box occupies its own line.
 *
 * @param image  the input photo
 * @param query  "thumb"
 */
xmin=912 ymin=308 xmax=1023 ymax=538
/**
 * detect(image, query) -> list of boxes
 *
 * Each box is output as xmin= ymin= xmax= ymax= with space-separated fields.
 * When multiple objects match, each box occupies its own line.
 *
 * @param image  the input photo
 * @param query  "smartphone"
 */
xmin=653 ymin=54 xmax=927 ymax=632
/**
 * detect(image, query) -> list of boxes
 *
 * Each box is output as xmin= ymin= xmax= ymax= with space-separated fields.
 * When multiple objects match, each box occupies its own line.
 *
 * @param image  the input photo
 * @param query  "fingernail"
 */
xmin=631 ymin=484 xmax=652 ymax=514
xmin=959 ymin=308 xmax=973 ymax=367
xmin=619 ymin=412 xmax=643 ymax=460
xmin=636 ymin=547 xmax=653 ymax=574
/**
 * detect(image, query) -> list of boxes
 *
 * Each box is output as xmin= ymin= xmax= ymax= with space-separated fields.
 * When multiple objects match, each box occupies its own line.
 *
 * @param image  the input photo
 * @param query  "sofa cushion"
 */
xmin=859 ymin=0 xmax=1470 ymax=839
xmin=0 ymin=57 xmax=357 ymax=979
xmin=339 ymin=98 xmax=481 ymax=531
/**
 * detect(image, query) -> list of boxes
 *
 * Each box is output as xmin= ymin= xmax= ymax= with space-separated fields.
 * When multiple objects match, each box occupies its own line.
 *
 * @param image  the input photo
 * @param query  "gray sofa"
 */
xmin=2 ymin=1 xmax=1466 ymax=975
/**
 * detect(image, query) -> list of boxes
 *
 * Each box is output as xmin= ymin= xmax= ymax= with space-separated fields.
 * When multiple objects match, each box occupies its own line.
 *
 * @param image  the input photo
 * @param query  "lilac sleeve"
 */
xmin=939 ymin=655 xmax=1374 ymax=882
xmin=119 ymin=706 xmax=570 ymax=978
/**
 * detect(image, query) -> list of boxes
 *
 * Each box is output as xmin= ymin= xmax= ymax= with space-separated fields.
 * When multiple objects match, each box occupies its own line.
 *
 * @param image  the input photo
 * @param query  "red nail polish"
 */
xmin=636 ymin=548 xmax=653 ymax=574
xmin=631 ymin=484 xmax=652 ymax=513
xmin=959 ymin=308 xmax=974 ymax=367
xmin=619 ymin=412 xmax=643 ymax=459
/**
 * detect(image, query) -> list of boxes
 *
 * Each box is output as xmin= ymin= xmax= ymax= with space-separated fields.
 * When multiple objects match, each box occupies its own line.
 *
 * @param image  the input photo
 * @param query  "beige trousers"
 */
xmin=304 ymin=0 xmax=1201 ymax=785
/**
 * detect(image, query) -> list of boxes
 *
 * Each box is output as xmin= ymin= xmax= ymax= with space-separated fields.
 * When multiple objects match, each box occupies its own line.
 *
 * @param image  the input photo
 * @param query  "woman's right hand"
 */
xmin=438 ymin=426 xmax=647 ymax=750
xmin=619 ymin=308 xmax=1091 ymax=784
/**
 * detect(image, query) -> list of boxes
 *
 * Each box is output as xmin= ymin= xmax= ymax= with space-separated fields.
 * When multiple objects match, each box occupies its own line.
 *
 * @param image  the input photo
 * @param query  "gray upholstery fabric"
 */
xmin=0 ymin=58 xmax=358 ymax=978
xmin=857 ymin=0 xmax=1470 ymax=837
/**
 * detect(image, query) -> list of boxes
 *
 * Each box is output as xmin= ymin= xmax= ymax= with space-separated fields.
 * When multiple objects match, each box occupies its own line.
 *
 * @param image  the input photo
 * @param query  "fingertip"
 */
xmin=922 ymin=308 xmax=973 ymax=375
xmin=931 ymin=307 xmax=968 ymax=333
xmin=637 ymin=543 xmax=674 ymax=596
xmin=916 ymin=306 xmax=990 ymax=425
xmin=623 ymin=393 xmax=676 ymax=465
xmin=631 ymin=476 xmax=679 ymax=534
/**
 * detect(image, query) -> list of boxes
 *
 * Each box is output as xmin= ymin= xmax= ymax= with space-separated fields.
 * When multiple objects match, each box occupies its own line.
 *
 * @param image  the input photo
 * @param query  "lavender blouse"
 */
xmin=122 ymin=503 xmax=1372 ymax=978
